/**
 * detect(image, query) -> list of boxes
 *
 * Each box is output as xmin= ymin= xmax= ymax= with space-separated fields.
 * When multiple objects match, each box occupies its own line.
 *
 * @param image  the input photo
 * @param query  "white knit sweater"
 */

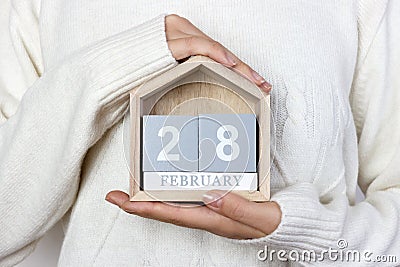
xmin=1 ymin=0 xmax=399 ymax=266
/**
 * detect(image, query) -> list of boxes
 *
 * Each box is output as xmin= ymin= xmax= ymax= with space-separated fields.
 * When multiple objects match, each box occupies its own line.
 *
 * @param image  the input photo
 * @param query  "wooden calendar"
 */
xmin=129 ymin=56 xmax=270 ymax=202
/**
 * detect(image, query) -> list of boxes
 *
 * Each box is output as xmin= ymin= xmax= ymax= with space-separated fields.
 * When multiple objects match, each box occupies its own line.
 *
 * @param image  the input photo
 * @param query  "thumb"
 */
xmin=105 ymin=190 xmax=130 ymax=206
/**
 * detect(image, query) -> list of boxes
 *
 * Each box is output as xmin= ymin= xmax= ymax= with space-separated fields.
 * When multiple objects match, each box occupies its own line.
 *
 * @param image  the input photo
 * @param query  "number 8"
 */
xmin=216 ymin=125 xmax=240 ymax=161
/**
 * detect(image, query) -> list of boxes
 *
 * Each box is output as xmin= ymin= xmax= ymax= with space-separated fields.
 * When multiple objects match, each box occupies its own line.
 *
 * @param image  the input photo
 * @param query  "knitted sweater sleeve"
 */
xmin=230 ymin=0 xmax=400 ymax=263
xmin=0 ymin=1 xmax=177 ymax=265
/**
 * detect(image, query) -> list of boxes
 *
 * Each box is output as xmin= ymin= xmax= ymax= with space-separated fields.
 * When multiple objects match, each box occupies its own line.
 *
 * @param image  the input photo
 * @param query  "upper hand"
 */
xmin=105 ymin=190 xmax=281 ymax=240
xmin=165 ymin=14 xmax=272 ymax=93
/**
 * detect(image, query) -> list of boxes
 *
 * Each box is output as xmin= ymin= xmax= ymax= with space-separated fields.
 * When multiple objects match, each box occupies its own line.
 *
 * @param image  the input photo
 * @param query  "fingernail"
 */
xmin=261 ymin=81 xmax=272 ymax=92
xmin=251 ymin=70 xmax=265 ymax=82
xmin=225 ymin=53 xmax=237 ymax=67
xmin=202 ymin=191 xmax=223 ymax=208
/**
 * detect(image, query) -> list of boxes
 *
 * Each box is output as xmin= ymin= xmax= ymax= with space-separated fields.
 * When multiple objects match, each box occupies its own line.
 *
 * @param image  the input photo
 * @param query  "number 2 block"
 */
xmin=198 ymin=114 xmax=256 ymax=172
xmin=142 ymin=115 xmax=199 ymax=172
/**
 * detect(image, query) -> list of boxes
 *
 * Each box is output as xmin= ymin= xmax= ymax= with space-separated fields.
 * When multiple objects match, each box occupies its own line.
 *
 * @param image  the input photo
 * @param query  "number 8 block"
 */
xmin=142 ymin=115 xmax=199 ymax=172
xmin=199 ymin=114 xmax=256 ymax=173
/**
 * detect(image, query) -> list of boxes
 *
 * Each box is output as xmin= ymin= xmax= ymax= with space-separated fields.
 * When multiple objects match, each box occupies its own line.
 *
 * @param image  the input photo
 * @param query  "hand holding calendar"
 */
xmin=105 ymin=13 xmax=279 ymax=238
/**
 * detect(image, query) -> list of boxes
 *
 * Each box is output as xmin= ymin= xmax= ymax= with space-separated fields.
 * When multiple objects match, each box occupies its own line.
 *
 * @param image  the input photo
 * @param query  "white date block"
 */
xmin=198 ymin=114 xmax=256 ymax=172
xmin=142 ymin=115 xmax=199 ymax=172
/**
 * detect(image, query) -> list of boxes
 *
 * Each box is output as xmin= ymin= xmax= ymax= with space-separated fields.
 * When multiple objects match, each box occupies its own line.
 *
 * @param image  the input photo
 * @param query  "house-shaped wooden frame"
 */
xmin=129 ymin=56 xmax=270 ymax=202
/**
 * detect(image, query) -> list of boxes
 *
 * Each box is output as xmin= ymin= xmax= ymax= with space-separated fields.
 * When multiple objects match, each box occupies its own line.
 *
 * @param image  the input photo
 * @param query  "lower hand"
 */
xmin=105 ymin=190 xmax=281 ymax=240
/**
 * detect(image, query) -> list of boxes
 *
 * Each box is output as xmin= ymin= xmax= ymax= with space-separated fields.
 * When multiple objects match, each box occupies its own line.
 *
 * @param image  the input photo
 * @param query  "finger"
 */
xmin=105 ymin=191 xmax=265 ymax=239
xmin=168 ymin=37 xmax=237 ymax=66
xmin=227 ymin=55 xmax=272 ymax=93
xmin=105 ymin=190 xmax=131 ymax=206
xmin=203 ymin=190 xmax=281 ymax=235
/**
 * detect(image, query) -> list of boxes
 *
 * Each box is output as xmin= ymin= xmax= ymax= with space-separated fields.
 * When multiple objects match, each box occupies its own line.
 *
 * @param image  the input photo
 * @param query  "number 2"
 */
xmin=157 ymin=126 xmax=180 ymax=162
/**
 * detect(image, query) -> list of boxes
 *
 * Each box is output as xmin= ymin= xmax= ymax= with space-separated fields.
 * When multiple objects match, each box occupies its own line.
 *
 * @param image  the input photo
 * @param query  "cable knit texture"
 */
xmin=0 ymin=0 xmax=399 ymax=266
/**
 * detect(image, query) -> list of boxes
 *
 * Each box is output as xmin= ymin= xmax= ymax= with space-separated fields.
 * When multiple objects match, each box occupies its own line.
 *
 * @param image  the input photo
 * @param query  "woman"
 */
xmin=0 ymin=0 xmax=399 ymax=266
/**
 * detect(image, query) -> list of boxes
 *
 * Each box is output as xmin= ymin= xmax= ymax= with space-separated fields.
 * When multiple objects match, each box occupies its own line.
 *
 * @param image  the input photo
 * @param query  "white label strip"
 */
xmin=143 ymin=172 xmax=257 ymax=191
